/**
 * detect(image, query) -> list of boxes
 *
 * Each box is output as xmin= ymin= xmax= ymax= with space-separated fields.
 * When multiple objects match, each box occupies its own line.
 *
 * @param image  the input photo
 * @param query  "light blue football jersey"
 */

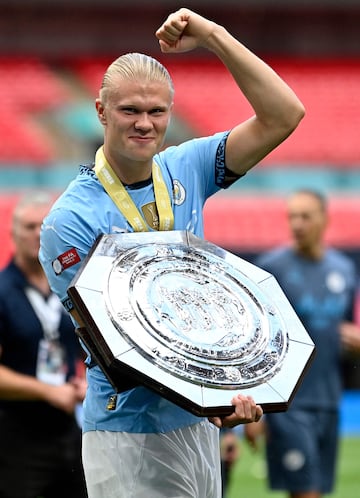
xmin=40 ymin=131 xmax=242 ymax=433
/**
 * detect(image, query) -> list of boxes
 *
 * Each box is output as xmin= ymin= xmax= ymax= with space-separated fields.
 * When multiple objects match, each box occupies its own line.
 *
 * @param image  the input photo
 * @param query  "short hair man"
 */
xmin=39 ymin=8 xmax=305 ymax=498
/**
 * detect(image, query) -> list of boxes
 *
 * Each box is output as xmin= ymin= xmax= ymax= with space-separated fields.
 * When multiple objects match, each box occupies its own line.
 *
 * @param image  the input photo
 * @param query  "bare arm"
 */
xmin=0 ymin=347 xmax=82 ymax=414
xmin=0 ymin=364 xmax=81 ymax=414
xmin=156 ymin=8 xmax=305 ymax=176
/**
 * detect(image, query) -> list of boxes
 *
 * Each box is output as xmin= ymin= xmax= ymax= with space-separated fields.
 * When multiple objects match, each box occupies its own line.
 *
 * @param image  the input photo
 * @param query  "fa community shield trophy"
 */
xmin=68 ymin=231 xmax=315 ymax=416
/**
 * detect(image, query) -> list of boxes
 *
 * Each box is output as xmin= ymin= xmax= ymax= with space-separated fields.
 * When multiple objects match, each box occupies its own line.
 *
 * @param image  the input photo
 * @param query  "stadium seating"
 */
xmin=64 ymin=57 xmax=111 ymax=98
xmin=0 ymin=56 xmax=70 ymax=111
xmin=0 ymin=57 xmax=359 ymax=263
xmin=0 ymin=57 xmax=70 ymax=164
xmin=0 ymin=193 xmax=358 ymax=269
xmin=1 ymin=56 xmax=359 ymax=166
xmin=0 ymin=112 xmax=55 ymax=164
xmin=165 ymin=58 xmax=360 ymax=167
xmin=66 ymin=56 xmax=360 ymax=166
xmin=203 ymin=194 xmax=360 ymax=251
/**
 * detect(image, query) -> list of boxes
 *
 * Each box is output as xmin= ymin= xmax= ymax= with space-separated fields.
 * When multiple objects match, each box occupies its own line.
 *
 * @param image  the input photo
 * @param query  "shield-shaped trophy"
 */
xmin=68 ymin=231 xmax=315 ymax=416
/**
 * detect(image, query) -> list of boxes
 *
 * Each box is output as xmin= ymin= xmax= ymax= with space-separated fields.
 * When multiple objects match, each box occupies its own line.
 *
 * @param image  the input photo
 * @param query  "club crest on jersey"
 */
xmin=326 ymin=271 xmax=346 ymax=293
xmin=173 ymin=179 xmax=186 ymax=205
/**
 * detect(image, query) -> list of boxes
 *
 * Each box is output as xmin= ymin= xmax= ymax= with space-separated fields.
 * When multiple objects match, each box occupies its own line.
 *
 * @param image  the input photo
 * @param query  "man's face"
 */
xmin=96 ymin=78 xmax=173 ymax=166
xmin=12 ymin=204 xmax=50 ymax=263
xmin=287 ymin=192 xmax=327 ymax=252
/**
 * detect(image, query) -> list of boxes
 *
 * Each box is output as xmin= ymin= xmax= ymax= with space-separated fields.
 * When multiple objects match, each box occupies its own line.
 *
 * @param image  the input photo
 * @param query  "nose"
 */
xmin=134 ymin=112 xmax=153 ymax=131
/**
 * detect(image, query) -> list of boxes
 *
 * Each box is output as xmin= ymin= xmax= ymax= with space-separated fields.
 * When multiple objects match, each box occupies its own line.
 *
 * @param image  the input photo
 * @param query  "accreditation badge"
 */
xmin=36 ymin=338 xmax=67 ymax=386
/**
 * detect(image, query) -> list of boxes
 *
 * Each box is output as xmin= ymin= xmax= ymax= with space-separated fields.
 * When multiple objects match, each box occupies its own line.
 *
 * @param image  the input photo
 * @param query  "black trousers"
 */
xmin=0 ymin=413 xmax=87 ymax=498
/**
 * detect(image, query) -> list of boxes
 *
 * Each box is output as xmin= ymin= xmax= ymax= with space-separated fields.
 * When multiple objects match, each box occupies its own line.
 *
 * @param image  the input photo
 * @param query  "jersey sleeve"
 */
xmin=39 ymin=206 xmax=98 ymax=313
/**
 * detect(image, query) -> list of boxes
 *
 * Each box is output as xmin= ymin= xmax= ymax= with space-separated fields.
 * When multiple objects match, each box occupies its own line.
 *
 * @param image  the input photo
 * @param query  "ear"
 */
xmin=96 ymin=99 xmax=107 ymax=125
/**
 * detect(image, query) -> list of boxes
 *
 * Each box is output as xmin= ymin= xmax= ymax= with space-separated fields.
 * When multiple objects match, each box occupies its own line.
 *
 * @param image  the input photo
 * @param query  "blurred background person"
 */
xmin=220 ymin=427 xmax=242 ymax=497
xmin=0 ymin=191 xmax=88 ymax=498
xmin=244 ymin=189 xmax=360 ymax=498
xmin=341 ymin=322 xmax=360 ymax=354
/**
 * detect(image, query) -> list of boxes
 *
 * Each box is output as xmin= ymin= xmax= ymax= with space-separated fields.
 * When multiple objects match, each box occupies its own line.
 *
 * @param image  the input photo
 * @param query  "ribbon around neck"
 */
xmin=94 ymin=146 xmax=174 ymax=232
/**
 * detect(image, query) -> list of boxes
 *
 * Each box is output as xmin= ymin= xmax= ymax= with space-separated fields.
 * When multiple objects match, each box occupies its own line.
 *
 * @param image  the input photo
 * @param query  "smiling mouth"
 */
xmin=130 ymin=134 xmax=155 ymax=138
xmin=130 ymin=135 xmax=156 ymax=142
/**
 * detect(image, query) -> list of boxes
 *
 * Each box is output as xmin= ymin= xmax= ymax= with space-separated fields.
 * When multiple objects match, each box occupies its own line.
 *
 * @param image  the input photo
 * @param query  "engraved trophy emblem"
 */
xmin=68 ymin=231 xmax=315 ymax=416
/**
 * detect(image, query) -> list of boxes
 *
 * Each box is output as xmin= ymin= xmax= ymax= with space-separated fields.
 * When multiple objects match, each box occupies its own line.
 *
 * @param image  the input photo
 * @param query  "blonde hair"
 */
xmin=99 ymin=53 xmax=174 ymax=102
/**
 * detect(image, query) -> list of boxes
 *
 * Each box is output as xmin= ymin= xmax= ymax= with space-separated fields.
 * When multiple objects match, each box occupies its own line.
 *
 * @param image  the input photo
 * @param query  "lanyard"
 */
xmin=94 ymin=146 xmax=174 ymax=232
xmin=25 ymin=287 xmax=62 ymax=341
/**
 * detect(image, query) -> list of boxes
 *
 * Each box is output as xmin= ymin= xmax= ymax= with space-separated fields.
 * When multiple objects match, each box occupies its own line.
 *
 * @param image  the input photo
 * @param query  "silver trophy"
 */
xmin=68 ymin=231 xmax=315 ymax=416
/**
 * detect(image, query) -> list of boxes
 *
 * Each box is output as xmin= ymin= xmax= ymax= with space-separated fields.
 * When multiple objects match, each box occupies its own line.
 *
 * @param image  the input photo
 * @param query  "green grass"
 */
xmin=225 ymin=436 xmax=360 ymax=498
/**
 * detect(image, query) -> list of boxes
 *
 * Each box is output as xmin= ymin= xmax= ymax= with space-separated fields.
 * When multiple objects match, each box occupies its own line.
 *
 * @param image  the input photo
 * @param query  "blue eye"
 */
xmin=123 ymin=108 xmax=137 ymax=114
xmin=151 ymin=108 xmax=166 ymax=115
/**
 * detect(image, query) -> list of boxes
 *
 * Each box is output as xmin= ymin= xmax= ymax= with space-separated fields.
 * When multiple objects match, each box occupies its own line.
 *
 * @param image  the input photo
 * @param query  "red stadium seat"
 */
xmin=0 ymin=113 xmax=55 ymax=164
xmin=0 ymin=57 xmax=70 ymax=164
xmin=65 ymin=57 xmax=111 ymax=97
xmin=0 ymin=56 xmax=70 ymax=111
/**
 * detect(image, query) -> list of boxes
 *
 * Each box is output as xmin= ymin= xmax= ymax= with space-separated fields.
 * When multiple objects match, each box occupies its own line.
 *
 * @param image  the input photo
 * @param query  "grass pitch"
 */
xmin=226 ymin=436 xmax=360 ymax=498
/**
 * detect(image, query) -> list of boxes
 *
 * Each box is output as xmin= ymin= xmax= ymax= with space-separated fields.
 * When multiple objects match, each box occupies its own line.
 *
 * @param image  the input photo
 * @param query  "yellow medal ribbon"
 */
xmin=94 ymin=146 xmax=174 ymax=232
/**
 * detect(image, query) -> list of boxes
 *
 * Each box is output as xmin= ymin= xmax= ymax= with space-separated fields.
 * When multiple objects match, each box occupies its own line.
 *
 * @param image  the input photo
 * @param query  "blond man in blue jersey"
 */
xmin=40 ymin=8 xmax=305 ymax=498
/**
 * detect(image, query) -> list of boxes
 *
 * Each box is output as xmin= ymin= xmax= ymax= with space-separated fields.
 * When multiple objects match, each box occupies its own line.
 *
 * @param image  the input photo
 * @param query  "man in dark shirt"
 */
xmin=0 ymin=191 xmax=88 ymax=498
xmin=245 ymin=189 xmax=360 ymax=498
